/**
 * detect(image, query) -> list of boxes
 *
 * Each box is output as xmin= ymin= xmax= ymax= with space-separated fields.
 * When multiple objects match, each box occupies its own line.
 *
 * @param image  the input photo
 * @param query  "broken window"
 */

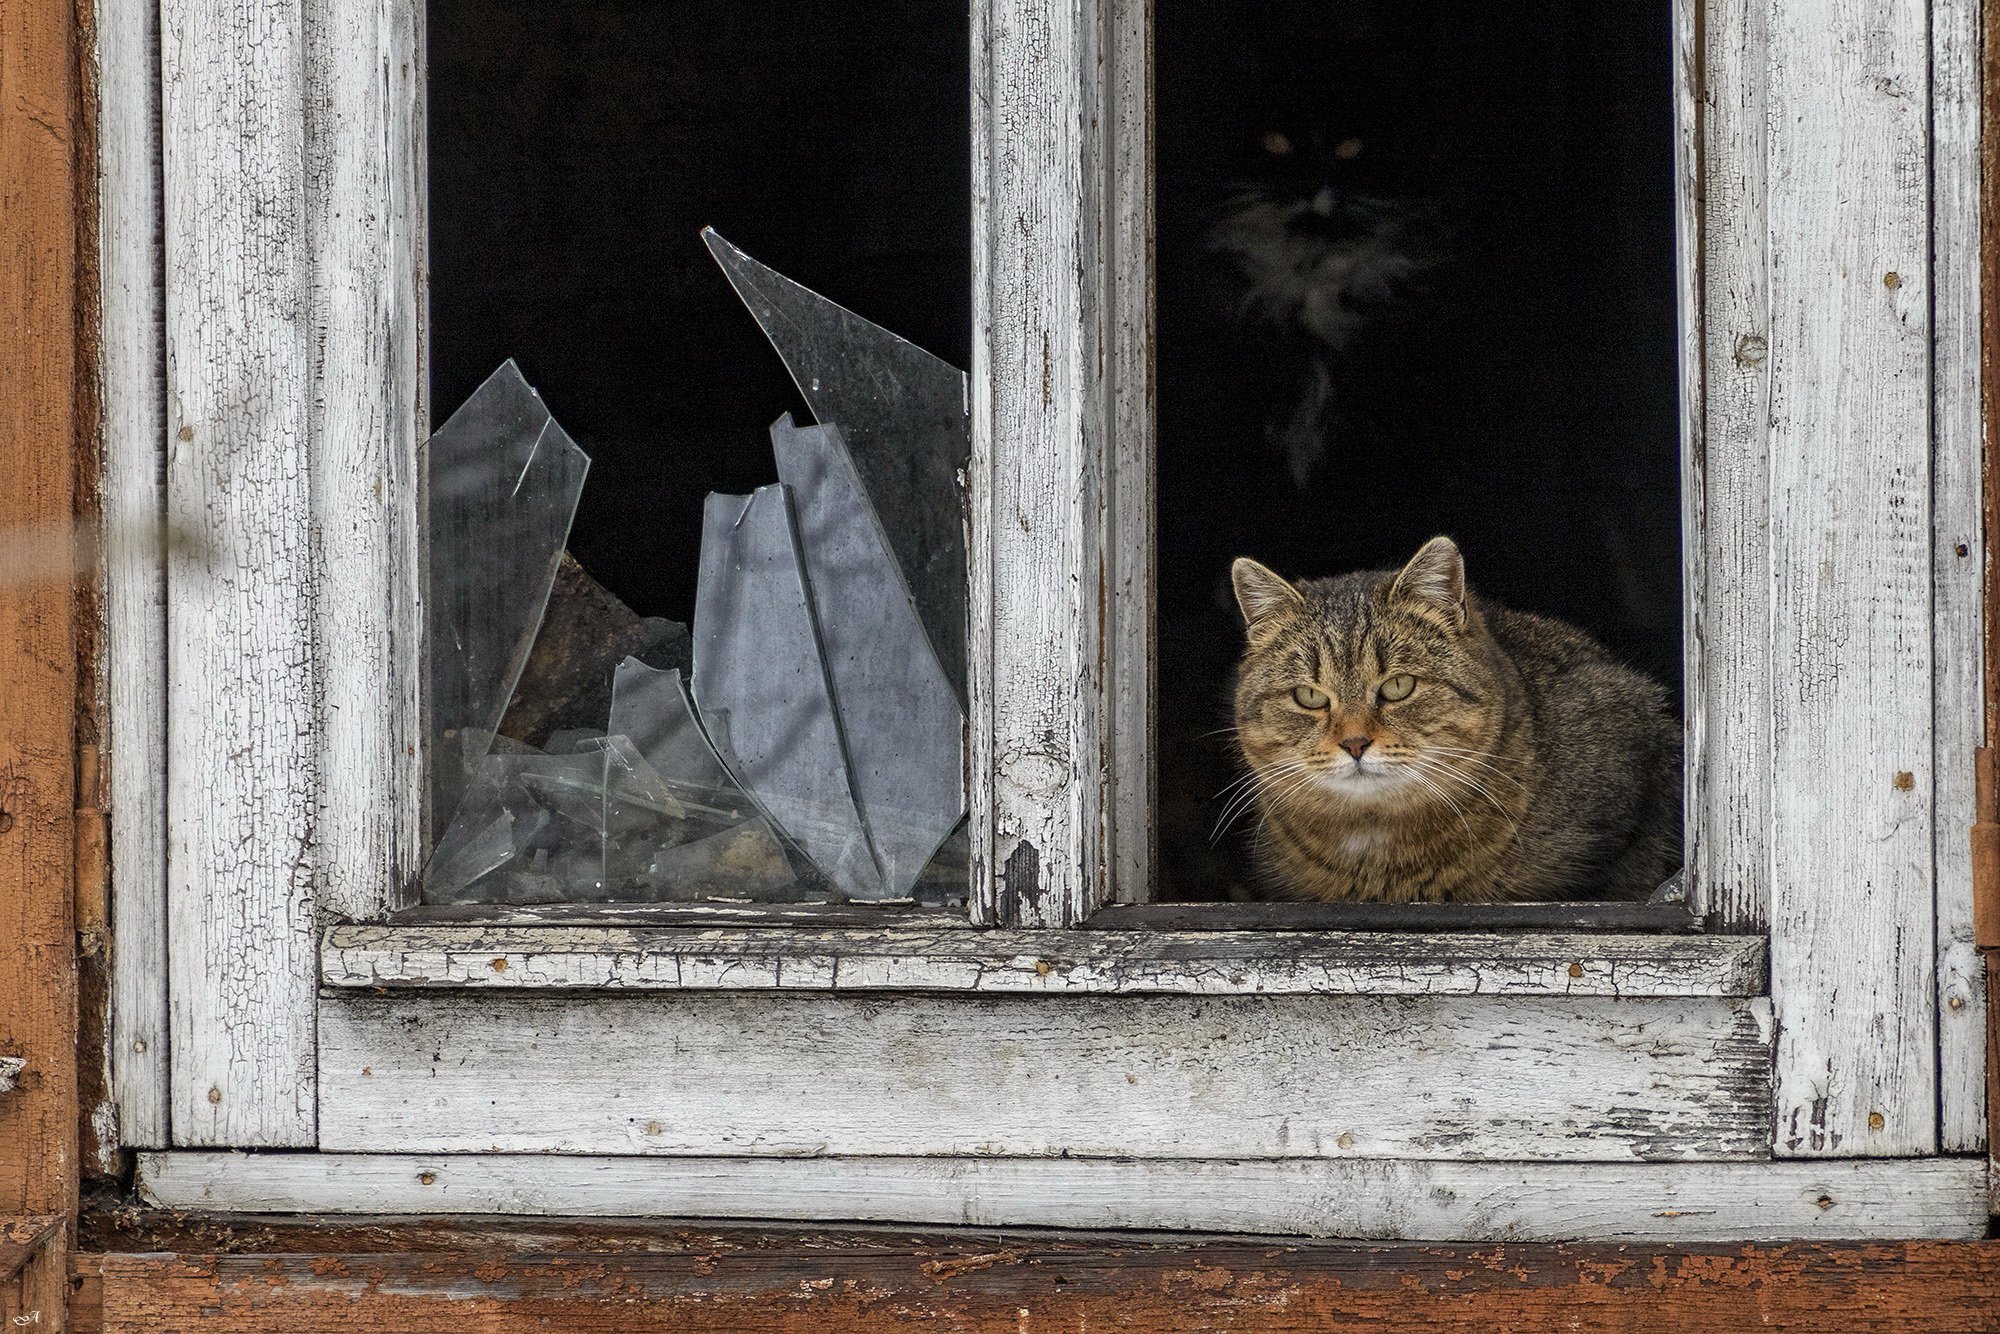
xmin=421 ymin=238 xmax=968 ymax=907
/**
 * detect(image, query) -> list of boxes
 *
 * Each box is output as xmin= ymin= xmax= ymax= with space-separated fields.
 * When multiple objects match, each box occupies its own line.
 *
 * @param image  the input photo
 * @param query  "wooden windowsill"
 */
xmin=321 ymin=923 xmax=1765 ymax=997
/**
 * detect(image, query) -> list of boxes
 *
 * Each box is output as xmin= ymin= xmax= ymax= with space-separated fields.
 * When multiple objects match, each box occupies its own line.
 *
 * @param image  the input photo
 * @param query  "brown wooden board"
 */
xmin=74 ymin=1232 xmax=2000 ymax=1333
xmin=0 ymin=0 xmax=84 ymax=1323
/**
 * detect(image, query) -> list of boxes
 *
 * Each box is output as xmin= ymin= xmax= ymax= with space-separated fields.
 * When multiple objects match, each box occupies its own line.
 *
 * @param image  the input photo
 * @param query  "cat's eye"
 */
xmin=1378 ymin=674 xmax=1416 ymax=702
xmin=1291 ymin=684 xmax=1329 ymax=709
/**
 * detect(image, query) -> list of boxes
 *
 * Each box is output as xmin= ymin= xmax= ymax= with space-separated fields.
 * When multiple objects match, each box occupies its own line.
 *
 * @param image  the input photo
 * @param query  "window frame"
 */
xmin=98 ymin=0 xmax=1989 ymax=1236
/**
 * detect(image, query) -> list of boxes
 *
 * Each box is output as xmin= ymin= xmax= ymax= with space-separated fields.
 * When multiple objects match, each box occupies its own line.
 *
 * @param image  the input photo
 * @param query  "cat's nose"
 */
xmin=1340 ymin=735 xmax=1372 ymax=760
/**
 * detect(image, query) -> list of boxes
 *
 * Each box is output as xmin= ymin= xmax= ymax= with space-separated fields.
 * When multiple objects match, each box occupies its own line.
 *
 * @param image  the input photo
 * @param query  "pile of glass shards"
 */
xmin=420 ymin=232 xmax=968 ymax=905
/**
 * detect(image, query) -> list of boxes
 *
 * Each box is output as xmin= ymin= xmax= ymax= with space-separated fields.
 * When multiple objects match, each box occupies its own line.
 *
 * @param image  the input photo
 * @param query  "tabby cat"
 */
xmin=1229 ymin=537 xmax=1681 ymax=902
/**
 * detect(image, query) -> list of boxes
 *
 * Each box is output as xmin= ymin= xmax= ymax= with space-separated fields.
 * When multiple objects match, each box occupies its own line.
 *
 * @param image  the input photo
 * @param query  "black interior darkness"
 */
xmin=427 ymin=0 xmax=1678 ymax=904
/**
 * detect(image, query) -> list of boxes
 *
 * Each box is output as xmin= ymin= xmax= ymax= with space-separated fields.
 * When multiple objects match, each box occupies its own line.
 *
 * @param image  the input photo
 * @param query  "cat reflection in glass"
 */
xmin=1227 ymin=537 xmax=1682 ymax=902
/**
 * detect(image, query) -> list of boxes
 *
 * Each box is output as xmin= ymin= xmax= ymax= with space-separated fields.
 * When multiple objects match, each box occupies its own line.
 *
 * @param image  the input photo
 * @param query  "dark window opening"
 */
xmin=1155 ymin=0 xmax=1683 ymax=903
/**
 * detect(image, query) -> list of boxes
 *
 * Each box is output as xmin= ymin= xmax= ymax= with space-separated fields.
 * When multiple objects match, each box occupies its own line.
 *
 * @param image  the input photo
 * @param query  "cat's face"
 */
xmin=1231 ymin=537 xmax=1505 ymax=807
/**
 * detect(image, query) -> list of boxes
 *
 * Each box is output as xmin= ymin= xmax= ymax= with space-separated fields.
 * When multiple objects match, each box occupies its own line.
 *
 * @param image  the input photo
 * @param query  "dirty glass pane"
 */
xmin=423 ymin=360 xmax=591 ymax=832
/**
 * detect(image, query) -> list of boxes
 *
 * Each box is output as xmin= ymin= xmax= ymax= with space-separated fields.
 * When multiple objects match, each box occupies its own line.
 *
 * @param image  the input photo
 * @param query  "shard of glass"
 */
xmin=702 ymin=228 xmax=969 ymax=696
xmin=771 ymin=415 xmax=966 ymax=897
xmin=691 ymin=485 xmax=886 ymax=899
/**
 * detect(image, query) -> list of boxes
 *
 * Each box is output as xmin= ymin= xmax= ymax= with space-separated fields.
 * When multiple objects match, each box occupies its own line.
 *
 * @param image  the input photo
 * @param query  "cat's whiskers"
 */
xmin=1210 ymin=759 xmax=1314 ymax=844
xmin=1419 ymin=744 xmax=1530 ymax=791
xmin=1249 ymin=763 xmax=1339 ymax=845
xmin=1401 ymin=764 xmax=1478 ymax=846
xmin=1414 ymin=755 xmax=1516 ymax=822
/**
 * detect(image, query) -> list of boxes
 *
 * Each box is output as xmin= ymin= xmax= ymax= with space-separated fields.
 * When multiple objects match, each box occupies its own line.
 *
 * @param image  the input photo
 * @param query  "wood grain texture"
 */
xmin=1764 ymin=0 xmax=1938 ymax=1157
xmin=321 ymin=924 xmax=1768 ymax=996
xmin=316 ymin=993 xmax=1773 ymax=1160
xmin=0 ymin=0 xmax=80 ymax=1321
xmin=302 ymin=0 xmax=424 ymax=921
xmin=0 ymin=0 xmax=82 ymax=1241
xmin=132 ymin=1152 xmax=1985 ymax=1241
xmin=970 ymin=0 xmax=1146 ymax=926
xmin=90 ymin=1238 xmax=2000 ymax=1333
xmin=1931 ymin=0 xmax=1987 ymax=1154
xmin=1104 ymin=0 xmax=1153 ymax=905
xmin=161 ymin=0 xmax=321 ymax=1147
xmin=97 ymin=0 xmax=170 ymax=1154
xmin=1686 ymin=0 xmax=1772 ymax=934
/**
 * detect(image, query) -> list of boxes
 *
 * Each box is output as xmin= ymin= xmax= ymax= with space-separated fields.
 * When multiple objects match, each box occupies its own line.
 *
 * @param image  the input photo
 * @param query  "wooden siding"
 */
xmin=315 ymin=993 xmax=1773 ymax=1161
xmin=134 ymin=1153 xmax=1985 ymax=1241
xmin=321 ymin=924 xmax=1768 ymax=997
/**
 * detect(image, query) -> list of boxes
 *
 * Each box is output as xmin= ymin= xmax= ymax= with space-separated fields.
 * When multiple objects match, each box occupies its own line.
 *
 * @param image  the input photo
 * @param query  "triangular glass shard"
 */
xmin=772 ymin=416 xmax=966 ymax=896
xmin=423 ymin=360 xmax=591 ymax=832
xmin=692 ymin=485 xmax=887 ymax=899
xmin=703 ymin=228 xmax=969 ymax=696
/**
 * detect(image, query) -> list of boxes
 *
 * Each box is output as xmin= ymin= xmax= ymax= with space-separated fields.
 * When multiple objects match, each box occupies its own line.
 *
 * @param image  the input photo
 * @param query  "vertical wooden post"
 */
xmin=970 ymin=0 xmax=1152 ymax=926
xmin=0 ymin=0 xmax=82 ymax=1318
xmin=161 ymin=0 xmax=321 ymax=1146
xmin=1764 ymin=0 xmax=1938 ymax=1157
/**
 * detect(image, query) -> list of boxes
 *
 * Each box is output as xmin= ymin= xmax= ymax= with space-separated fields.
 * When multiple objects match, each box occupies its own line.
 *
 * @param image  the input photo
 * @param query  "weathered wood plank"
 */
xmin=161 ymin=0 xmax=319 ymax=1145
xmin=0 ymin=0 xmax=80 ymax=1321
xmin=971 ymin=0 xmax=1146 ymax=926
xmin=302 ymin=0 xmax=425 ymax=920
xmin=1931 ymin=0 xmax=1986 ymax=1154
xmin=317 ymin=993 xmax=1772 ymax=1160
xmin=97 ymin=0 xmax=171 ymax=1151
xmin=0 ymin=1219 xmax=59 ymax=1287
xmin=321 ymin=925 xmax=1767 ymax=997
xmin=1104 ymin=0 xmax=1153 ymax=905
xmin=133 ymin=1153 xmax=1983 ymax=1241
xmin=83 ymin=1235 xmax=2000 ymax=1334
xmin=85 ymin=1235 xmax=2000 ymax=1334
xmin=1086 ymin=900 xmax=1704 ymax=933
xmin=0 ymin=0 xmax=81 ymax=1243
xmin=1764 ymin=0 xmax=1938 ymax=1157
xmin=1687 ymin=0 xmax=1772 ymax=934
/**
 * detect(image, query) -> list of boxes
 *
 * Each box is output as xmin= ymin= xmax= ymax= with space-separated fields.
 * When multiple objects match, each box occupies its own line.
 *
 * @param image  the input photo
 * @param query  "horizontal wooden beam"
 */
xmin=322 ymin=925 xmax=1767 ymax=997
xmin=132 ymin=1154 xmax=1985 ymax=1242
xmin=81 ymin=1232 xmax=2000 ymax=1333
xmin=1086 ymin=900 xmax=1707 ymax=933
xmin=77 ymin=1243 xmax=2000 ymax=1333
xmin=315 ymin=993 xmax=1774 ymax=1161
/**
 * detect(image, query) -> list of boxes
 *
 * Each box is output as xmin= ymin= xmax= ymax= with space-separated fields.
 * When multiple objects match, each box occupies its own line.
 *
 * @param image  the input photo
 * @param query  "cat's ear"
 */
xmin=1390 ymin=536 xmax=1467 ymax=632
xmin=1231 ymin=558 xmax=1304 ymax=638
